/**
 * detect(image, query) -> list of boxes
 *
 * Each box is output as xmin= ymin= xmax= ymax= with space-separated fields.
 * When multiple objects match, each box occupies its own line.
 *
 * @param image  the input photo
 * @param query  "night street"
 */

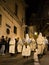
xmin=0 ymin=52 xmax=34 ymax=65
xmin=0 ymin=51 xmax=49 ymax=65
xmin=0 ymin=0 xmax=49 ymax=65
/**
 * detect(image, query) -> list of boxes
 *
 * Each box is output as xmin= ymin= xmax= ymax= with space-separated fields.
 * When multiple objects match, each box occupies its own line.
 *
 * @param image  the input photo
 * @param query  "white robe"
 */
xmin=17 ymin=39 xmax=23 ymax=53
xmin=30 ymin=42 xmax=36 ymax=51
xmin=37 ymin=34 xmax=45 ymax=54
xmin=43 ymin=37 xmax=48 ymax=52
xmin=9 ymin=38 xmax=15 ymax=54
xmin=30 ymin=38 xmax=36 ymax=51
xmin=22 ymin=34 xmax=31 ymax=56
xmin=17 ymin=44 xmax=23 ymax=53
xmin=22 ymin=45 xmax=31 ymax=56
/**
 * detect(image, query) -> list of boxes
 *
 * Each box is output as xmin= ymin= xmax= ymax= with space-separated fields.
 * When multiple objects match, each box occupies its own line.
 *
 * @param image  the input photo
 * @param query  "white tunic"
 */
xmin=30 ymin=38 xmax=36 ymax=51
xmin=9 ymin=38 xmax=15 ymax=54
xmin=22 ymin=45 xmax=31 ymax=56
xmin=22 ymin=34 xmax=31 ymax=56
xmin=17 ymin=38 xmax=23 ymax=53
xmin=37 ymin=33 xmax=45 ymax=54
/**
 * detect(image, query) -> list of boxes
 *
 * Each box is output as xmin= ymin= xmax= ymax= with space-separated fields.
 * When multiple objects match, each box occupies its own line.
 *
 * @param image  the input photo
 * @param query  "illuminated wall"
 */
xmin=0 ymin=0 xmax=25 ymax=39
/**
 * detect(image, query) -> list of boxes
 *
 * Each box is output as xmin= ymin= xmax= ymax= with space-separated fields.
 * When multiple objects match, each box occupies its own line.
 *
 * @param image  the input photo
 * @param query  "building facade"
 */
xmin=0 ymin=0 xmax=25 ymax=39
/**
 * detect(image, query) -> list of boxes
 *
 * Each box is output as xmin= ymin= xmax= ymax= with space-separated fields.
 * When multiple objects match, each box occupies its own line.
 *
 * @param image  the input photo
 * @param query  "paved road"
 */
xmin=40 ymin=51 xmax=49 ymax=65
xmin=0 ymin=51 xmax=40 ymax=65
xmin=0 ymin=53 xmax=34 ymax=65
xmin=0 ymin=51 xmax=49 ymax=65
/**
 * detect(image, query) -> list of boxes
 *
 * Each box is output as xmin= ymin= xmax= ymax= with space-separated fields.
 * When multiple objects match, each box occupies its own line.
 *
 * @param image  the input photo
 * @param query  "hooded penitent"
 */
xmin=36 ymin=32 xmax=45 ymax=54
xmin=17 ymin=38 xmax=23 ymax=53
xmin=9 ymin=38 xmax=15 ymax=54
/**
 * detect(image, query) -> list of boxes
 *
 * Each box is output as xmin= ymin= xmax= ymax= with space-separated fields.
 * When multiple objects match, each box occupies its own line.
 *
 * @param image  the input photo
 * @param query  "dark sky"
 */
xmin=24 ymin=0 xmax=46 ymax=25
xmin=24 ymin=0 xmax=49 ymax=33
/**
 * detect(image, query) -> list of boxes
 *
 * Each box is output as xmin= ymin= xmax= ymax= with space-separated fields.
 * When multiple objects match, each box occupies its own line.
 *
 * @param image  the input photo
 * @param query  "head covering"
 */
xmin=25 ymin=34 xmax=31 ymax=44
xmin=38 ymin=32 xmax=42 ymax=38
xmin=25 ymin=34 xmax=29 ymax=41
xmin=18 ymin=38 xmax=23 ymax=45
xmin=10 ymin=38 xmax=15 ymax=44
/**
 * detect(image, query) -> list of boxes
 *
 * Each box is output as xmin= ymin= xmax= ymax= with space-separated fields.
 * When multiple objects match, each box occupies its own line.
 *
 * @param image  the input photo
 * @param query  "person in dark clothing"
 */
xmin=15 ymin=37 xmax=19 ymax=54
xmin=4 ymin=36 xmax=8 ymax=54
xmin=7 ymin=38 xmax=11 ymax=53
xmin=1 ymin=36 xmax=6 ymax=55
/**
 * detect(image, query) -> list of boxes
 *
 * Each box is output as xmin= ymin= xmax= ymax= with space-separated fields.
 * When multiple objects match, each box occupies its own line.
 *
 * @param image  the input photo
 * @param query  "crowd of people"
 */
xmin=0 ymin=36 xmax=11 ymax=55
xmin=0 ymin=32 xmax=49 ymax=58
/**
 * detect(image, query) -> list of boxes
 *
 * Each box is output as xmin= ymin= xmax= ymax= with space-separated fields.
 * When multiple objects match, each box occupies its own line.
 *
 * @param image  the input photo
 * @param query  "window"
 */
xmin=0 ymin=15 xmax=2 ymax=25
xmin=14 ymin=26 xmax=17 ymax=34
xmin=6 ymin=28 xmax=10 ymax=34
xmin=14 ymin=3 xmax=18 ymax=16
xmin=6 ymin=24 xmax=11 ymax=34
xmin=6 ymin=24 xmax=11 ymax=28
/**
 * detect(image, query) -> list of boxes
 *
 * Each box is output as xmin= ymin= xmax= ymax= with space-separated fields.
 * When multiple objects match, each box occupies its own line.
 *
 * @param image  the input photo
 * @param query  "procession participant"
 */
xmin=30 ymin=37 xmax=36 ymax=52
xmin=36 ymin=32 xmax=45 ymax=57
xmin=22 ymin=34 xmax=31 ymax=58
xmin=25 ymin=34 xmax=31 ymax=44
xmin=9 ymin=38 xmax=15 ymax=56
xmin=43 ymin=36 xmax=48 ymax=54
xmin=17 ymin=38 xmax=23 ymax=53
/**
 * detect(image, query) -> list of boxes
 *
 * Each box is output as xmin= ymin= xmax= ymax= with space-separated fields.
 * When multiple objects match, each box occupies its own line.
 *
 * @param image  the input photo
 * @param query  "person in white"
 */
xmin=44 ymin=37 xmax=48 ymax=54
xmin=9 ymin=38 xmax=15 ymax=56
xmin=17 ymin=38 xmax=23 ymax=53
xmin=36 ymin=32 xmax=45 ymax=56
xmin=22 ymin=34 xmax=31 ymax=58
xmin=30 ymin=37 xmax=36 ymax=52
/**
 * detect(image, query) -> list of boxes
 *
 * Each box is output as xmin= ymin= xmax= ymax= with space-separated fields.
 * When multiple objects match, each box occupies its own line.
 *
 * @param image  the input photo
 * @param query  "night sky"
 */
xmin=24 ymin=0 xmax=46 ymax=25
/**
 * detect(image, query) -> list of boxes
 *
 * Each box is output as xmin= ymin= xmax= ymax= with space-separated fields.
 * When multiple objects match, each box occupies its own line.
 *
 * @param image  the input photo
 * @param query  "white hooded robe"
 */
xmin=9 ymin=38 xmax=15 ymax=54
xmin=37 ymin=33 xmax=45 ymax=55
xmin=22 ymin=34 xmax=31 ymax=57
xmin=17 ymin=38 xmax=23 ymax=53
